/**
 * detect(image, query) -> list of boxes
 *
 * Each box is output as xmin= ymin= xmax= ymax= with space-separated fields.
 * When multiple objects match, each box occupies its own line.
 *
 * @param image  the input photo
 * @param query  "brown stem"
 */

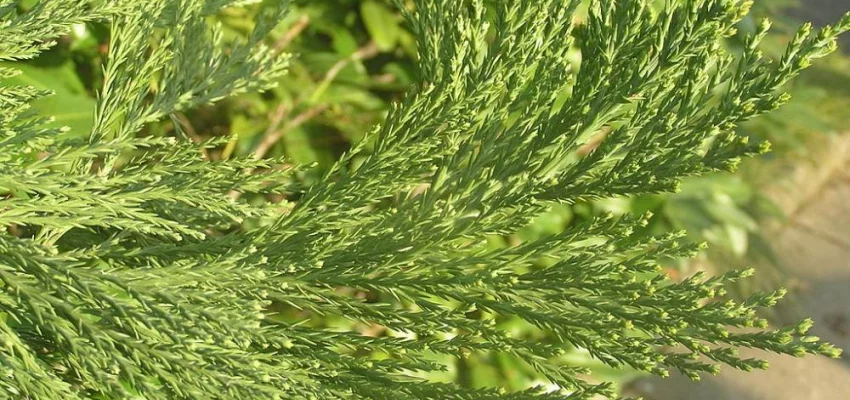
xmin=172 ymin=112 xmax=209 ymax=160
xmin=274 ymin=15 xmax=310 ymax=52
xmin=230 ymin=41 xmax=380 ymax=200
xmin=251 ymin=41 xmax=380 ymax=160
xmin=252 ymin=104 xmax=330 ymax=161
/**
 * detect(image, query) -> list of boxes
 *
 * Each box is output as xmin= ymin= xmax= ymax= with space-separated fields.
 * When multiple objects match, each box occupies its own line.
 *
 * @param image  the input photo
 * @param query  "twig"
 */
xmin=252 ymin=104 xmax=330 ymax=160
xmin=251 ymin=41 xmax=380 ymax=160
xmin=172 ymin=112 xmax=209 ymax=160
xmin=309 ymin=41 xmax=379 ymax=103
xmin=230 ymin=41 xmax=380 ymax=200
xmin=274 ymin=15 xmax=310 ymax=52
xmin=327 ymin=42 xmax=379 ymax=82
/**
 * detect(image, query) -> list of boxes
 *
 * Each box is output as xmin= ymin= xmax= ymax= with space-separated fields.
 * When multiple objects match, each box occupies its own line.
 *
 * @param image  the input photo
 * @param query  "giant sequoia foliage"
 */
xmin=0 ymin=0 xmax=847 ymax=399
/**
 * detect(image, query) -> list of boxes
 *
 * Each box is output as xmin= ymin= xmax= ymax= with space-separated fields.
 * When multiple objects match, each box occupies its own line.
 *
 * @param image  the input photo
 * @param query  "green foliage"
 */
xmin=1 ymin=1 xmax=848 ymax=399
xmin=735 ymin=0 xmax=850 ymax=150
xmin=0 ymin=61 xmax=96 ymax=136
xmin=650 ymin=0 xmax=850 ymax=297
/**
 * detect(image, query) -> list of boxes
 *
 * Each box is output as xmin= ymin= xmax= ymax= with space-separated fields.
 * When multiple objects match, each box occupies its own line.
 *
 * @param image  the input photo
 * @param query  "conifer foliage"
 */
xmin=1 ymin=0 xmax=848 ymax=399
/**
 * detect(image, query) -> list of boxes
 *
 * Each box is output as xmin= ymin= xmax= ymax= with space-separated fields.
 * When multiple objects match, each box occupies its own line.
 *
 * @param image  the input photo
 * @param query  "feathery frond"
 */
xmin=1 ymin=0 xmax=848 ymax=399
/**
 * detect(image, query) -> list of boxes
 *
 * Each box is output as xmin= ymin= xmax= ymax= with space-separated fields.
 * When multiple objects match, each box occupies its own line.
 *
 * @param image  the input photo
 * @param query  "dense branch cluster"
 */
xmin=1 ymin=0 xmax=847 ymax=399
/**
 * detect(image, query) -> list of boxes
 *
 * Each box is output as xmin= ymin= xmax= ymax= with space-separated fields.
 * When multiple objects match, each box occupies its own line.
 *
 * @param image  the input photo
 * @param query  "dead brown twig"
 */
xmin=173 ymin=112 xmax=209 ymax=160
xmin=250 ymin=41 xmax=380 ymax=161
xmin=252 ymin=104 xmax=330 ymax=161
xmin=320 ymin=42 xmax=380 ymax=89
xmin=230 ymin=41 xmax=380 ymax=200
xmin=274 ymin=15 xmax=310 ymax=52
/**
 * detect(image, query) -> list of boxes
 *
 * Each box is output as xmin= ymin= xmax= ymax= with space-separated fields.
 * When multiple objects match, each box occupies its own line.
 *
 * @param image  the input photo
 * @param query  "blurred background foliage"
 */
xmin=6 ymin=0 xmax=850 ymax=394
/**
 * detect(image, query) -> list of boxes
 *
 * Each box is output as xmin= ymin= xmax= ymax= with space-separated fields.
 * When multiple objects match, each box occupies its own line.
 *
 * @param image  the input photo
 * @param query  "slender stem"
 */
xmin=274 ymin=15 xmax=310 ymax=52
xmin=252 ymin=104 xmax=330 ymax=161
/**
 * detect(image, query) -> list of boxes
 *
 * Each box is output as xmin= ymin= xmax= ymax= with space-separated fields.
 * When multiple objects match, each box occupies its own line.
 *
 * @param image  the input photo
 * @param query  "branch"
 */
xmin=250 ymin=41 xmax=381 ymax=161
xmin=274 ymin=15 xmax=310 ymax=52
xmin=252 ymin=104 xmax=330 ymax=161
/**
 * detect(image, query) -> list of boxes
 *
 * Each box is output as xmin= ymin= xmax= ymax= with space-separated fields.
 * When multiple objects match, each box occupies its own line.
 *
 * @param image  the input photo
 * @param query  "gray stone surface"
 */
xmin=775 ymin=171 xmax=850 ymax=361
